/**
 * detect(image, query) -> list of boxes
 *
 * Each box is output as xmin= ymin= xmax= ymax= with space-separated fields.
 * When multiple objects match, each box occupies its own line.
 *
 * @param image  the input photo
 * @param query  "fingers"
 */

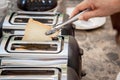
xmin=78 ymin=10 xmax=101 ymax=20
xmin=70 ymin=1 xmax=90 ymax=18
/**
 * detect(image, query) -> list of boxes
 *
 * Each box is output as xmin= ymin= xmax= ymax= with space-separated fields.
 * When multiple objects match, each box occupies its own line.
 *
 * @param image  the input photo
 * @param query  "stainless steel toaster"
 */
xmin=0 ymin=34 xmax=83 ymax=80
xmin=0 ymin=9 xmax=83 ymax=80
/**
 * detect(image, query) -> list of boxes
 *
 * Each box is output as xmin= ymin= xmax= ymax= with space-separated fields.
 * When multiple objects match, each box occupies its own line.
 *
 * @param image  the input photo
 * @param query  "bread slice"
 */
xmin=22 ymin=19 xmax=59 ymax=42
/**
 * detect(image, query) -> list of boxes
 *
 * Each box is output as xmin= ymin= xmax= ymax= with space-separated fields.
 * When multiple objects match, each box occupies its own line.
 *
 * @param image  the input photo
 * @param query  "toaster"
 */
xmin=0 ymin=34 xmax=83 ymax=80
xmin=0 ymin=5 xmax=83 ymax=79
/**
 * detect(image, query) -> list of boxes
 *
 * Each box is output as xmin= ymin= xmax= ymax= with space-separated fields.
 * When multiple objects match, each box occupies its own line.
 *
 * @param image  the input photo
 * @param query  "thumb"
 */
xmin=79 ymin=10 xmax=100 ymax=20
xmin=70 ymin=1 xmax=90 ymax=18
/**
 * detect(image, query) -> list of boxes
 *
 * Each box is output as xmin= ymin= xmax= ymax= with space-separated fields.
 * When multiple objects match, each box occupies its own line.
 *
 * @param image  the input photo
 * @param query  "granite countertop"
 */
xmin=75 ymin=17 xmax=120 ymax=80
xmin=65 ymin=0 xmax=120 ymax=80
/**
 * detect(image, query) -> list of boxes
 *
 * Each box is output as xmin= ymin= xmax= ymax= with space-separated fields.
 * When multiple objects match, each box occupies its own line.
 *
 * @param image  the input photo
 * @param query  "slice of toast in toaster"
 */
xmin=22 ymin=18 xmax=59 ymax=42
xmin=16 ymin=19 xmax=59 ymax=51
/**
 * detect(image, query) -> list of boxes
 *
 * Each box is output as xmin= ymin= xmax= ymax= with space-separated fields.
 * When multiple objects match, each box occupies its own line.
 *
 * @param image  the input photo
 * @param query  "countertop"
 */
xmin=76 ymin=17 xmax=120 ymax=80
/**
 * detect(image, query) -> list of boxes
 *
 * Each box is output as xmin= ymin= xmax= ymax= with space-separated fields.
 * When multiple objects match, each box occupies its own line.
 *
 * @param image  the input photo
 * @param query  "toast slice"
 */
xmin=22 ymin=19 xmax=59 ymax=42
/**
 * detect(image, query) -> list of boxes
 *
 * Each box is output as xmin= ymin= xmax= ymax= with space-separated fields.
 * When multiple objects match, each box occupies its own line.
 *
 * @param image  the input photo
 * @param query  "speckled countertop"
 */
xmin=76 ymin=17 xmax=120 ymax=80
xmin=65 ymin=0 xmax=120 ymax=80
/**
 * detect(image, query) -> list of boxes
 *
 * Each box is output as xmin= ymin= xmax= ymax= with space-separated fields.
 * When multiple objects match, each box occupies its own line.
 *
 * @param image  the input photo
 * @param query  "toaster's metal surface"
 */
xmin=0 ymin=34 xmax=82 ymax=80
xmin=6 ymin=35 xmax=62 ymax=53
xmin=0 ymin=35 xmax=68 ymax=59
xmin=3 ymin=11 xmax=63 ymax=30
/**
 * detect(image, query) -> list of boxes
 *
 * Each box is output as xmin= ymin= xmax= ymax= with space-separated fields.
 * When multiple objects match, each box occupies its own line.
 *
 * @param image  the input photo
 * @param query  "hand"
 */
xmin=71 ymin=0 xmax=120 ymax=20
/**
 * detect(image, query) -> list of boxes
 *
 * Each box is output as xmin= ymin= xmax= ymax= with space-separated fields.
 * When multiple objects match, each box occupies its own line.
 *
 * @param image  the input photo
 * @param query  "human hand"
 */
xmin=71 ymin=0 xmax=120 ymax=20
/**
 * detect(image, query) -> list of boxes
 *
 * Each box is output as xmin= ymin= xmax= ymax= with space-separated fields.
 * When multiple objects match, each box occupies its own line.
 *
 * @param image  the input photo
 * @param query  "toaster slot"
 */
xmin=7 ymin=42 xmax=61 ymax=53
xmin=10 ymin=12 xmax=58 ymax=25
xmin=14 ymin=36 xmax=59 ymax=41
xmin=11 ymin=43 xmax=58 ymax=51
xmin=1 ymin=69 xmax=54 ymax=75
xmin=16 ymin=11 xmax=58 ymax=16
xmin=6 ymin=35 xmax=63 ymax=53
xmin=14 ymin=18 xmax=53 ymax=24
xmin=0 ymin=68 xmax=61 ymax=80
xmin=17 ymin=13 xmax=56 ymax=16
